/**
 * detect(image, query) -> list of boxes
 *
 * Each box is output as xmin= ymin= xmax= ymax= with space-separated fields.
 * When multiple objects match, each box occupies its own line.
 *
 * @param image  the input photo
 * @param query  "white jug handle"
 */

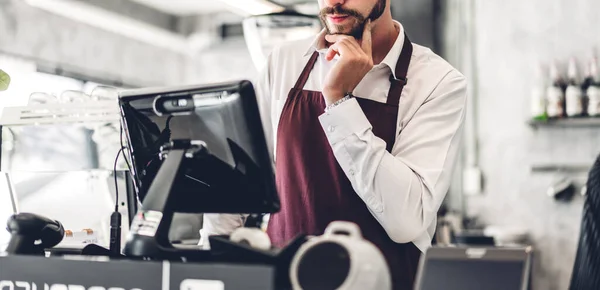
xmin=324 ymin=221 xmax=362 ymax=239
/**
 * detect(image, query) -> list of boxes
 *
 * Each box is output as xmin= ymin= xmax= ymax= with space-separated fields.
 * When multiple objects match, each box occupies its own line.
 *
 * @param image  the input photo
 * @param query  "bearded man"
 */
xmin=202 ymin=1 xmax=467 ymax=288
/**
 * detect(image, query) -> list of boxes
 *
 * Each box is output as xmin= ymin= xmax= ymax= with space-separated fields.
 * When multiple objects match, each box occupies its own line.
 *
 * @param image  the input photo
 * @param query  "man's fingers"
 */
xmin=326 ymin=45 xmax=338 ymax=61
xmin=325 ymin=36 xmax=361 ymax=52
xmin=361 ymin=20 xmax=373 ymax=57
xmin=325 ymin=35 xmax=362 ymax=54
xmin=326 ymin=41 xmax=359 ymax=61
xmin=338 ymin=39 xmax=361 ymax=55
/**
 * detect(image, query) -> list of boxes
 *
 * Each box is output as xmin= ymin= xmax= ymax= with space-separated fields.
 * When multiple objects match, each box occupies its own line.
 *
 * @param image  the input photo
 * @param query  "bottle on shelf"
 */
xmin=531 ymin=63 xmax=548 ymax=121
xmin=565 ymin=57 xmax=584 ymax=117
xmin=578 ymin=51 xmax=600 ymax=117
xmin=546 ymin=61 xmax=565 ymax=119
xmin=588 ymin=56 xmax=600 ymax=117
xmin=582 ymin=58 xmax=593 ymax=116
xmin=582 ymin=58 xmax=594 ymax=95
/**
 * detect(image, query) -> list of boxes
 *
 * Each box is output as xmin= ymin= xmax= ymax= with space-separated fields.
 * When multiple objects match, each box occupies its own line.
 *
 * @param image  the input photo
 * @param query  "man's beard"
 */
xmin=319 ymin=0 xmax=386 ymax=39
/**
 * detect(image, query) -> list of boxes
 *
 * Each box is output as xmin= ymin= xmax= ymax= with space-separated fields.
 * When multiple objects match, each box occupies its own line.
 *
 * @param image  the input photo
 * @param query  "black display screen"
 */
xmin=119 ymin=81 xmax=280 ymax=214
xmin=420 ymin=259 xmax=525 ymax=290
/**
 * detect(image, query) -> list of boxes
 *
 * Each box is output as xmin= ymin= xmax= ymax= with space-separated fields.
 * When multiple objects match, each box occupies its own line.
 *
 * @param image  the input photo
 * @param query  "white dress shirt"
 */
xmin=202 ymin=21 xmax=467 ymax=252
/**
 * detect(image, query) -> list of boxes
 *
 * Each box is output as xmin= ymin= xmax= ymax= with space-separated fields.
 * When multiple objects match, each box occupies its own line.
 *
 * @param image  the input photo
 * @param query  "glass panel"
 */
xmin=0 ymin=173 xmax=17 ymax=252
xmin=0 ymin=54 xmax=127 ymax=251
xmin=2 ymin=170 xmax=131 ymax=249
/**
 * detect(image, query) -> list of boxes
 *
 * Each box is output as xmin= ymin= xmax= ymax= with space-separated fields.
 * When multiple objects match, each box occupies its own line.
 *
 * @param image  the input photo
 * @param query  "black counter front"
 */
xmin=0 ymin=255 xmax=276 ymax=290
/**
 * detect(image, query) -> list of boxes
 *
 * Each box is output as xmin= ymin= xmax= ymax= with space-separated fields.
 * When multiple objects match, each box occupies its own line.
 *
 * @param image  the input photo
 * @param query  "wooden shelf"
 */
xmin=528 ymin=118 xmax=600 ymax=128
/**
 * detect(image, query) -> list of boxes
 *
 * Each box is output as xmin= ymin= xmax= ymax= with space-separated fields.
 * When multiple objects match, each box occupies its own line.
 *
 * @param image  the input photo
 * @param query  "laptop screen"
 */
xmin=415 ymin=247 xmax=531 ymax=290
xmin=419 ymin=259 xmax=525 ymax=290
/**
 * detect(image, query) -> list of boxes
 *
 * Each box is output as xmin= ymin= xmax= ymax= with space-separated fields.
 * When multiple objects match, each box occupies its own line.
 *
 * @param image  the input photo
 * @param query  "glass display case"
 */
xmin=0 ymin=96 xmax=134 ymax=251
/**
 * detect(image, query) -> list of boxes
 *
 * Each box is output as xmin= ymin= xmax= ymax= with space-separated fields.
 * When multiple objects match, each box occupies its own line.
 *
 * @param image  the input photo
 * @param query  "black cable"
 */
xmin=111 ymin=146 xmax=125 ymax=255
xmin=119 ymin=122 xmax=132 ymax=174
xmin=165 ymin=115 xmax=173 ymax=130
xmin=113 ymin=147 xmax=124 ymax=211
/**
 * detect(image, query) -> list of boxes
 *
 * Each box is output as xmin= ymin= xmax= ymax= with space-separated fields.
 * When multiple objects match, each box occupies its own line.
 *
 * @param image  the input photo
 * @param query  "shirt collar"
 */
xmin=303 ymin=29 xmax=328 ymax=57
xmin=303 ymin=20 xmax=406 ymax=78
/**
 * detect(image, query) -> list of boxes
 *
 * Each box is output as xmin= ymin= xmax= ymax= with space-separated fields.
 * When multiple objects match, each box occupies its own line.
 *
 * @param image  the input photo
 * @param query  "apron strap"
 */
xmin=293 ymin=51 xmax=320 ymax=90
xmin=387 ymin=34 xmax=413 ymax=106
xmin=294 ymin=34 xmax=412 ymax=105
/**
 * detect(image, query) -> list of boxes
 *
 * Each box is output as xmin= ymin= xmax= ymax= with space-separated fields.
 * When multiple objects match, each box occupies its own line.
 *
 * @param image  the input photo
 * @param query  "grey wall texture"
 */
xmin=391 ymin=0 xmax=438 ymax=52
xmin=185 ymin=37 xmax=256 ymax=85
xmin=459 ymin=1 xmax=600 ymax=289
xmin=0 ymin=0 xmax=187 ymax=87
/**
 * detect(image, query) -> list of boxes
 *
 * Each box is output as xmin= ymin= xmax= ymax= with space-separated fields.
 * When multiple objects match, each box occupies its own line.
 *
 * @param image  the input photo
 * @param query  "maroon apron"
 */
xmin=267 ymin=34 xmax=421 ymax=290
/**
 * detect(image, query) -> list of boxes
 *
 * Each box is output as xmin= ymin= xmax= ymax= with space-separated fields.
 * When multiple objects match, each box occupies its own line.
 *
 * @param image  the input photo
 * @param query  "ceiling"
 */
xmin=128 ymin=0 xmax=318 ymax=16
xmin=128 ymin=0 xmax=229 ymax=15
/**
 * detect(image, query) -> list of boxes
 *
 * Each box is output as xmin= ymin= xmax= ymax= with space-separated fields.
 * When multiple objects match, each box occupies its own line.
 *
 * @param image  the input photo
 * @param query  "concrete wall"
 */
xmin=81 ymin=0 xmax=178 ymax=32
xmin=391 ymin=0 xmax=438 ymax=52
xmin=0 ymin=0 xmax=187 ymax=87
xmin=186 ymin=36 xmax=256 ymax=85
xmin=454 ymin=1 xmax=600 ymax=289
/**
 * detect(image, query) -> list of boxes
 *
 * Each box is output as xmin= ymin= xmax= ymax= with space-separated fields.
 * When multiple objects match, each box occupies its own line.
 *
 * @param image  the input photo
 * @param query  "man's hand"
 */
xmin=322 ymin=20 xmax=373 ymax=105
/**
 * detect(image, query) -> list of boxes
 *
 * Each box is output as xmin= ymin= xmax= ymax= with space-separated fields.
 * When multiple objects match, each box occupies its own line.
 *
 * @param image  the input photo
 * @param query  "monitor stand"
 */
xmin=123 ymin=139 xmax=213 ymax=261
xmin=122 ymin=139 xmax=308 ymax=288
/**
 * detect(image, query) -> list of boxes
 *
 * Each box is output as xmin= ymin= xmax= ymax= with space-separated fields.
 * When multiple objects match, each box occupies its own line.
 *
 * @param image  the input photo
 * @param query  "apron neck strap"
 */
xmin=293 ymin=51 xmax=320 ymax=90
xmin=387 ymin=34 xmax=413 ymax=106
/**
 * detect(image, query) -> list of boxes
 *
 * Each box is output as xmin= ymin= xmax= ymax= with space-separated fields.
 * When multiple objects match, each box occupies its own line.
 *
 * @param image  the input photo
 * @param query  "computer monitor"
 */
xmin=119 ymin=80 xmax=279 ymax=214
xmin=414 ymin=247 xmax=532 ymax=290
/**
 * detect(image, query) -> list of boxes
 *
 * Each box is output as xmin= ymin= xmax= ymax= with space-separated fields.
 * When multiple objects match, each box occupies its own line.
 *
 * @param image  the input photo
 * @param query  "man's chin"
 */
xmin=326 ymin=24 xmax=364 ymax=39
xmin=327 ymin=27 xmax=354 ymax=36
xmin=328 ymin=31 xmax=351 ymax=36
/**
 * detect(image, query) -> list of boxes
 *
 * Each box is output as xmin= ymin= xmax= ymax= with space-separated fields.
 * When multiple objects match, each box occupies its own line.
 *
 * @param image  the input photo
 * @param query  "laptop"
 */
xmin=413 ymin=246 xmax=533 ymax=290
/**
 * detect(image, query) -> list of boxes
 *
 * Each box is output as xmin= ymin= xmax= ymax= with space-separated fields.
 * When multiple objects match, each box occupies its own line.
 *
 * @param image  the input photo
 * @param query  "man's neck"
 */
xmin=369 ymin=17 xmax=399 ymax=65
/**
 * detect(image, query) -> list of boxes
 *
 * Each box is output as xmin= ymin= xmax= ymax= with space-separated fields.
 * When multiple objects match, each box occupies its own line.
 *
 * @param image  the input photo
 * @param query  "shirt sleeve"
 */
xmin=199 ymin=53 xmax=275 ymax=248
xmin=199 ymin=214 xmax=248 ymax=249
xmin=318 ymin=70 xmax=467 ymax=243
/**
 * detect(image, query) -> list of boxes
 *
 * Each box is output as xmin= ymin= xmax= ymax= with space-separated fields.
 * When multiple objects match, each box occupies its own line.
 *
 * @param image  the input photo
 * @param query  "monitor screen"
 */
xmin=416 ymin=247 xmax=530 ymax=290
xmin=119 ymin=81 xmax=279 ymax=214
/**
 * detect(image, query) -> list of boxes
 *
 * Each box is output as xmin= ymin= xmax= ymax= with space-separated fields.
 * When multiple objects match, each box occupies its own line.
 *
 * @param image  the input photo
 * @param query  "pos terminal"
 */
xmin=119 ymin=81 xmax=283 ymax=261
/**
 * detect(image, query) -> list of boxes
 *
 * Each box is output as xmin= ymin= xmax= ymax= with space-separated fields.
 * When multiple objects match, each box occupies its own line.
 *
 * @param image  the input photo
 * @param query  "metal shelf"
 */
xmin=528 ymin=118 xmax=600 ymax=128
xmin=530 ymin=164 xmax=592 ymax=173
xmin=0 ymin=101 xmax=120 ymax=126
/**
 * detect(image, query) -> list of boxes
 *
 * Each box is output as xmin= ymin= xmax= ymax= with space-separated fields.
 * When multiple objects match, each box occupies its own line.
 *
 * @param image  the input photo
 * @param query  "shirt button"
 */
xmin=328 ymin=125 xmax=335 ymax=133
xmin=349 ymin=169 xmax=355 ymax=176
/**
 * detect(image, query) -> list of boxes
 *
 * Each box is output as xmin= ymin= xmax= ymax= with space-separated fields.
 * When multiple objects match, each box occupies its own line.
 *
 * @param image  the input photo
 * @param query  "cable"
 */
xmin=111 ymin=146 xmax=124 ymax=255
xmin=113 ymin=147 xmax=124 ymax=211
xmin=119 ymin=122 xmax=132 ymax=174
xmin=107 ymin=120 xmax=134 ymax=255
